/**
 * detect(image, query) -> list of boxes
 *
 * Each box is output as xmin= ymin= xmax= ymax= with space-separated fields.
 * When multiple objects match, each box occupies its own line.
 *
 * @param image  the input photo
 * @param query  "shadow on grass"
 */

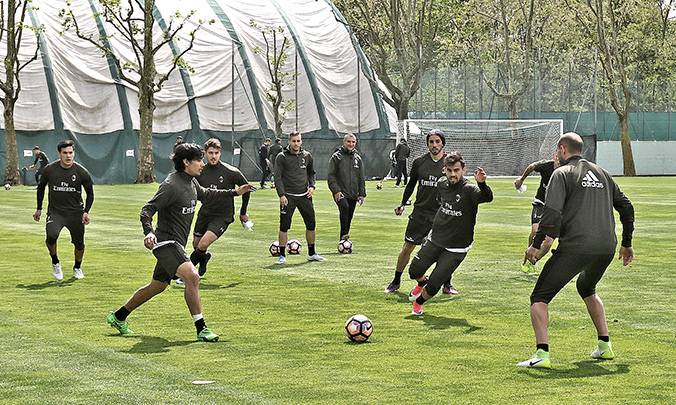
xmin=262 ymin=260 xmax=316 ymax=270
xmin=392 ymin=291 xmax=461 ymax=304
xmin=123 ymin=335 xmax=200 ymax=354
xmin=16 ymin=278 xmax=77 ymax=290
xmin=199 ymin=282 xmax=241 ymax=290
xmin=521 ymin=360 xmax=630 ymax=379
xmin=405 ymin=314 xmax=481 ymax=333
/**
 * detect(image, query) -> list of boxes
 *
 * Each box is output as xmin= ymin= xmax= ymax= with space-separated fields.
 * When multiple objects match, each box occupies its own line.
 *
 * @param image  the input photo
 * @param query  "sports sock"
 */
xmin=392 ymin=271 xmax=402 ymax=284
xmin=50 ymin=254 xmax=59 ymax=265
xmin=280 ymin=246 xmax=286 ymax=257
xmin=74 ymin=261 xmax=82 ymax=269
xmin=194 ymin=315 xmax=206 ymax=333
xmin=536 ymin=343 xmax=549 ymax=352
xmin=115 ymin=306 xmax=131 ymax=322
xmin=417 ymin=278 xmax=427 ymax=287
xmin=415 ymin=295 xmax=427 ymax=305
xmin=598 ymin=335 xmax=610 ymax=342
xmin=190 ymin=249 xmax=206 ymax=265
xmin=308 ymin=244 xmax=316 ymax=256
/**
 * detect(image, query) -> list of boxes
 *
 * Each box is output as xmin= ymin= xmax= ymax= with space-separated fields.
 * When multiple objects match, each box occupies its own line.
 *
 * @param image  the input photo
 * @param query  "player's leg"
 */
xmin=277 ymin=197 xmax=296 ymax=264
xmin=175 ymin=261 xmax=218 ymax=341
xmin=299 ymin=197 xmax=323 ymax=261
xmin=576 ymin=253 xmax=615 ymax=359
xmin=336 ymin=197 xmax=350 ymax=240
xmin=414 ymin=251 xmax=466 ymax=315
xmin=407 ymin=241 xmax=443 ymax=314
xmin=386 ymin=213 xmax=431 ymax=293
xmin=344 ymin=198 xmax=358 ymax=240
xmin=67 ymin=216 xmax=86 ymax=279
xmin=402 ymin=161 xmax=408 ymax=185
xmin=45 ymin=213 xmax=64 ymax=280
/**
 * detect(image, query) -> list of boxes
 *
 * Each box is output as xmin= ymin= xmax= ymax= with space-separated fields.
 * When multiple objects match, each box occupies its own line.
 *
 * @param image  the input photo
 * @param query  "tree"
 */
xmin=564 ymin=0 xmax=669 ymax=176
xmin=334 ymin=0 xmax=456 ymax=120
xmin=1 ymin=0 xmax=40 ymax=185
xmin=61 ymin=0 xmax=208 ymax=183
xmin=249 ymin=20 xmax=294 ymax=137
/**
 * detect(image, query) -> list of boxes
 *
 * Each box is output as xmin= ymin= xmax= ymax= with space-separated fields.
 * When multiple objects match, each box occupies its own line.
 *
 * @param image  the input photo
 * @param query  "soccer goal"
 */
xmin=398 ymin=119 xmax=563 ymax=176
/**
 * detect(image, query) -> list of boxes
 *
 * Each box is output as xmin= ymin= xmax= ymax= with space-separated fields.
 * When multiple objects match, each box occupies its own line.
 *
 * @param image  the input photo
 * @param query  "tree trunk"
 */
xmin=509 ymin=97 xmax=518 ymax=119
xmin=137 ymin=85 xmax=156 ymax=183
xmin=618 ymin=112 xmax=636 ymax=176
xmin=396 ymin=96 xmax=410 ymax=120
xmin=3 ymin=96 xmax=20 ymax=185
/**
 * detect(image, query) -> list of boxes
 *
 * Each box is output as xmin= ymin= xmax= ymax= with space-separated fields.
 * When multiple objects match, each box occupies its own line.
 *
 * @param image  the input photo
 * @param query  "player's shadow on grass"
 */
xmin=263 ymin=261 xmax=314 ymax=270
xmin=16 ymin=278 xmax=77 ymax=290
xmin=199 ymin=282 xmax=241 ymax=290
xmin=522 ymin=360 xmax=630 ymax=379
xmin=405 ymin=314 xmax=481 ymax=333
xmin=123 ymin=335 xmax=199 ymax=354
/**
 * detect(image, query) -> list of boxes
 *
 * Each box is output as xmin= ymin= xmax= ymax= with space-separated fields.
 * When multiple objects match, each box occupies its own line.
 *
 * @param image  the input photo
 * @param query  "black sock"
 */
xmin=393 ymin=271 xmax=402 ymax=284
xmin=74 ymin=261 xmax=82 ymax=269
xmin=536 ymin=343 xmax=549 ymax=352
xmin=415 ymin=295 xmax=427 ymax=305
xmin=190 ymin=249 xmax=206 ymax=265
xmin=598 ymin=335 xmax=610 ymax=342
xmin=195 ymin=318 xmax=206 ymax=333
xmin=308 ymin=244 xmax=316 ymax=256
xmin=280 ymin=246 xmax=286 ymax=257
xmin=115 ymin=306 xmax=131 ymax=322
xmin=417 ymin=277 xmax=427 ymax=287
xmin=50 ymin=254 xmax=59 ymax=265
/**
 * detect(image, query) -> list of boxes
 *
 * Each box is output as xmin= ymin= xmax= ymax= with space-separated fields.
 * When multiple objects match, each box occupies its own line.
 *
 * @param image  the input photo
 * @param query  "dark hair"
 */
xmin=289 ymin=131 xmax=301 ymax=139
xmin=275 ymin=138 xmax=281 ymax=144
xmin=33 ymin=145 xmax=40 ymax=150
xmin=172 ymin=143 xmax=204 ymax=171
xmin=265 ymin=138 xmax=271 ymax=143
xmin=57 ymin=140 xmax=74 ymax=152
xmin=204 ymin=138 xmax=222 ymax=150
xmin=444 ymin=151 xmax=465 ymax=168
xmin=427 ymin=129 xmax=446 ymax=146
xmin=558 ymin=133 xmax=583 ymax=154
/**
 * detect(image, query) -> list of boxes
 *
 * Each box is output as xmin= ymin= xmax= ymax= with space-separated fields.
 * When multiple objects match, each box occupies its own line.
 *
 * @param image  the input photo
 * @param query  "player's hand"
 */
xmin=33 ymin=210 xmax=41 ymax=222
xmin=236 ymin=184 xmax=253 ymax=195
xmin=474 ymin=167 xmax=487 ymax=183
xmin=280 ymin=195 xmax=288 ymax=207
xmin=525 ymin=246 xmax=541 ymax=264
xmin=619 ymin=246 xmax=634 ymax=266
xmin=334 ymin=191 xmax=344 ymax=202
xmin=394 ymin=205 xmax=405 ymax=216
xmin=306 ymin=187 xmax=315 ymax=198
xmin=357 ymin=196 xmax=365 ymax=206
xmin=514 ymin=178 xmax=523 ymax=190
xmin=143 ymin=232 xmax=157 ymax=250
xmin=82 ymin=212 xmax=90 ymax=225
xmin=239 ymin=214 xmax=249 ymax=224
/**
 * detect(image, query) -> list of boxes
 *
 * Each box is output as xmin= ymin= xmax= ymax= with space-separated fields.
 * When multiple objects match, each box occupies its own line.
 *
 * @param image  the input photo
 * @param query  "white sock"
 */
xmin=192 ymin=313 xmax=203 ymax=322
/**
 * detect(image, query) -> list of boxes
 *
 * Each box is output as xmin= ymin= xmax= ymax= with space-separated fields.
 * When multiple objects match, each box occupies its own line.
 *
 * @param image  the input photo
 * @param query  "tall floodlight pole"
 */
xmin=295 ymin=49 xmax=298 ymax=132
xmin=231 ymin=41 xmax=235 ymax=164
xmin=357 ymin=56 xmax=361 ymax=134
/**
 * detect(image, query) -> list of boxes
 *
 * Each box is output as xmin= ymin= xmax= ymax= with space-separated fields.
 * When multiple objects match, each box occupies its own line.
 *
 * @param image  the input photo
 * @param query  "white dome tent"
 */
xmin=0 ymin=0 xmax=397 ymax=183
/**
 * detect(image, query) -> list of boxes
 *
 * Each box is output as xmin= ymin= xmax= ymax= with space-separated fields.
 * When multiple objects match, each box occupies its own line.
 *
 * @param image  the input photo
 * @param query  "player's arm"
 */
xmin=531 ymin=171 xmax=566 ymax=250
xmin=195 ymin=179 xmax=248 ymax=203
xmin=327 ymin=154 xmax=343 ymax=201
xmin=515 ymin=162 xmax=537 ymax=189
xmin=611 ymin=178 xmax=635 ymax=266
xmin=473 ymin=167 xmax=493 ymax=204
xmin=236 ymin=172 xmax=251 ymax=222
xmin=306 ymin=154 xmax=316 ymax=197
xmin=358 ymin=155 xmax=366 ymax=203
xmin=33 ymin=169 xmax=49 ymax=221
xmin=274 ymin=154 xmax=286 ymax=197
xmin=140 ymin=182 xmax=174 ymax=247
xmin=399 ymin=160 xmax=418 ymax=207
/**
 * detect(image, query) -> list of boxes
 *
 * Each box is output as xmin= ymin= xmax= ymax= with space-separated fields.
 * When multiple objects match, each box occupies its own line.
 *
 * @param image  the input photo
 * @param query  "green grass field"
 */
xmin=1 ymin=177 xmax=674 ymax=404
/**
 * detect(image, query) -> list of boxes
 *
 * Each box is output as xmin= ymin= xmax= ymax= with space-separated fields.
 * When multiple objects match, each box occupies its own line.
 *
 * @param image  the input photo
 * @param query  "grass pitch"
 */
xmin=0 ymin=177 xmax=674 ymax=404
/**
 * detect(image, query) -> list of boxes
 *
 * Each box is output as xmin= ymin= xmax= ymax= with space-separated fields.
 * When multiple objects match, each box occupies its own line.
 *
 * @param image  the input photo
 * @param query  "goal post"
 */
xmin=397 ymin=119 xmax=564 ymax=176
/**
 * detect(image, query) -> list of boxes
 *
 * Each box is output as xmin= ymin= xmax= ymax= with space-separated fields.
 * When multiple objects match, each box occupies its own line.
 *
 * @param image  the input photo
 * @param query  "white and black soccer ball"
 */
xmin=287 ymin=239 xmax=302 ymax=255
xmin=345 ymin=314 xmax=373 ymax=343
xmin=337 ymin=239 xmax=353 ymax=254
xmin=3 ymin=183 xmax=10 ymax=191
xmin=269 ymin=241 xmax=281 ymax=257
xmin=375 ymin=182 xmax=383 ymax=190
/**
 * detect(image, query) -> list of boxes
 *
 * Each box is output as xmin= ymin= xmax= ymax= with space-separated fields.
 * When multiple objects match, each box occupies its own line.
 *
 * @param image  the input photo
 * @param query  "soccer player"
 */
xmin=30 ymin=146 xmax=49 ymax=185
xmin=106 ymin=143 xmax=252 ymax=341
xmin=268 ymin=138 xmax=283 ymax=188
xmin=259 ymin=138 xmax=272 ymax=188
xmin=189 ymin=138 xmax=252 ymax=277
xmin=273 ymin=131 xmax=324 ymax=264
xmin=327 ymin=133 xmax=366 ymax=241
xmin=514 ymin=156 xmax=558 ymax=273
xmin=408 ymin=152 xmax=493 ymax=315
xmin=385 ymin=129 xmax=456 ymax=294
xmin=517 ymin=133 xmax=635 ymax=369
xmin=33 ymin=140 xmax=93 ymax=281
xmin=394 ymin=138 xmax=410 ymax=186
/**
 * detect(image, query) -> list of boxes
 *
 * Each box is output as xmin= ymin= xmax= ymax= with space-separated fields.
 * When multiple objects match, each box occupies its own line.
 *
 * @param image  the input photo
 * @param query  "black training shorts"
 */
xmin=408 ymin=239 xmax=467 ymax=295
xmin=45 ymin=211 xmax=85 ymax=249
xmin=193 ymin=212 xmax=231 ymax=238
xmin=280 ymin=195 xmax=316 ymax=232
xmin=404 ymin=210 xmax=434 ymax=245
xmin=151 ymin=241 xmax=190 ymax=284
xmin=530 ymin=250 xmax=614 ymax=304
xmin=531 ymin=203 xmax=545 ymax=225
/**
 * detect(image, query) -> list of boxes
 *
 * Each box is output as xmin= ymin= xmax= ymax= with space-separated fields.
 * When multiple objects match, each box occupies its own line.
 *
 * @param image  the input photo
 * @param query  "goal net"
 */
xmin=398 ymin=119 xmax=563 ymax=176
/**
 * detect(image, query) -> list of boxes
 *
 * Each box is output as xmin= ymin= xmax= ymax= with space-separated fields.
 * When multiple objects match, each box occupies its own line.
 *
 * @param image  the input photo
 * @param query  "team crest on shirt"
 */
xmin=353 ymin=158 xmax=360 ymax=169
xmin=455 ymin=194 xmax=461 ymax=202
xmin=218 ymin=175 xmax=224 ymax=183
xmin=300 ymin=157 xmax=306 ymax=169
xmin=72 ymin=174 xmax=76 ymax=181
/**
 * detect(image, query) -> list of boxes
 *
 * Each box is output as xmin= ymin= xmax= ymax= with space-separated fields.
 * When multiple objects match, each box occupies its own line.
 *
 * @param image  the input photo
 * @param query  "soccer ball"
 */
xmin=269 ymin=241 xmax=281 ymax=257
xmin=287 ymin=239 xmax=302 ymax=255
xmin=3 ymin=183 xmax=10 ymax=190
xmin=337 ymin=239 xmax=353 ymax=254
xmin=375 ymin=182 xmax=383 ymax=190
xmin=344 ymin=314 xmax=373 ymax=343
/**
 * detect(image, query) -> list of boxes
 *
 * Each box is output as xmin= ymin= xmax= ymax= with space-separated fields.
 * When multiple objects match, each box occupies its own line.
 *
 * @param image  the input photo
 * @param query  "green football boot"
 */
xmin=197 ymin=327 xmax=219 ymax=342
xmin=517 ymin=349 xmax=552 ymax=369
xmin=106 ymin=312 xmax=134 ymax=336
xmin=521 ymin=261 xmax=536 ymax=273
xmin=591 ymin=340 xmax=615 ymax=360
